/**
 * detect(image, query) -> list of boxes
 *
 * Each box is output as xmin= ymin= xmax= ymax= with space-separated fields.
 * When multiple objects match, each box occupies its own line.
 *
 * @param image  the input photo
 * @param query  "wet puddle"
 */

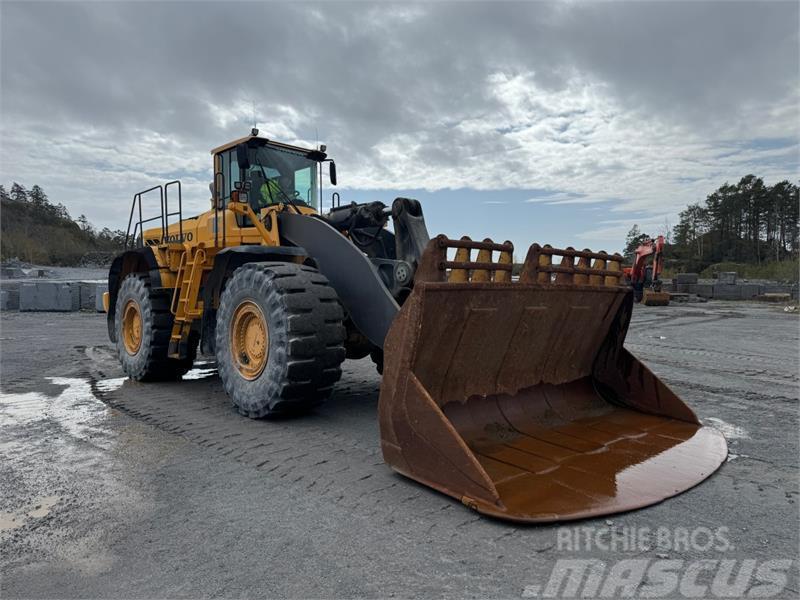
xmin=0 ymin=377 xmax=109 ymax=438
xmin=0 ymin=495 xmax=61 ymax=532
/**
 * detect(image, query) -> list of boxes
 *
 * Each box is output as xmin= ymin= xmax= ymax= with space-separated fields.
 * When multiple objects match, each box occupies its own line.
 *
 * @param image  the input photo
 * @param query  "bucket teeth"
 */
xmin=415 ymin=234 xmax=515 ymax=283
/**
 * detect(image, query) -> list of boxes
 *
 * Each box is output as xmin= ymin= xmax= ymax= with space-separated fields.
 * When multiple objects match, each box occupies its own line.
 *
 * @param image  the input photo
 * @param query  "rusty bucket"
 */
xmin=643 ymin=289 xmax=671 ymax=306
xmin=378 ymin=236 xmax=727 ymax=523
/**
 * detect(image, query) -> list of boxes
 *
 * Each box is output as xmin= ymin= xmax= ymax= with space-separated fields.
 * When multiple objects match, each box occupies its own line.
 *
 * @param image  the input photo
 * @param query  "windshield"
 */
xmin=246 ymin=145 xmax=318 ymax=211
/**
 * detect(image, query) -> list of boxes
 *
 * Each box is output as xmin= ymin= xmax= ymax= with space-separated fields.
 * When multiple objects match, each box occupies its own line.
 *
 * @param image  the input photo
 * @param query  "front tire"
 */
xmin=215 ymin=262 xmax=346 ymax=418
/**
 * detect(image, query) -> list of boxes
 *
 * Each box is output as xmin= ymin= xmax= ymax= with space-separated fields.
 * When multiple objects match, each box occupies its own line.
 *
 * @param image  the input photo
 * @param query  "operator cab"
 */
xmin=211 ymin=130 xmax=335 ymax=216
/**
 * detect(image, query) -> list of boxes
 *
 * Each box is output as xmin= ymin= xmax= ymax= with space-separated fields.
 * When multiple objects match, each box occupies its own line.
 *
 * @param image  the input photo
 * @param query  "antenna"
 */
xmin=251 ymin=100 xmax=257 ymax=132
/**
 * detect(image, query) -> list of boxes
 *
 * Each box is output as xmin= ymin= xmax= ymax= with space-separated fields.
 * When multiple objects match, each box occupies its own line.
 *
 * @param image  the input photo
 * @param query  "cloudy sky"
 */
xmin=1 ymin=1 xmax=798 ymax=254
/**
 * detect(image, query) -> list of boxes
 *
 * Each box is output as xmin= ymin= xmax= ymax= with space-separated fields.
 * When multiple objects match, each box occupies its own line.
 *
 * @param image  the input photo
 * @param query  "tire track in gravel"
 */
xmin=84 ymin=346 xmax=458 ymax=525
xmin=627 ymin=341 xmax=798 ymax=371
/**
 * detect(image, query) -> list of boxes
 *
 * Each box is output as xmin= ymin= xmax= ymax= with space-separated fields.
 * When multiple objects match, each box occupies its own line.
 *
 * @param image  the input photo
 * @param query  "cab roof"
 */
xmin=210 ymin=135 xmax=324 ymax=158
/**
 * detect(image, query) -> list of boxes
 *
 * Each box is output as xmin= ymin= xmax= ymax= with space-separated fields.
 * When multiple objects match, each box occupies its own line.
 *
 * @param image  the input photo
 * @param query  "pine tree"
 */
xmin=624 ymin=225 xmax=651 ymax=262
xmin=27 ymin=184 xmax=49 ymax=208
xmin=9 ymin=182 xmax=27 ymax=203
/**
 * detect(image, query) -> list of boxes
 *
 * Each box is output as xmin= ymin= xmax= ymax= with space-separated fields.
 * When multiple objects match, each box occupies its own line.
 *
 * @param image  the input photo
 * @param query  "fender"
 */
xmin=279 ymin=212 xmax=400 ymax=348
xmin=107 ymin=248 xmax=162 ymax=342
xmin=199 ymin=245 xmax=308 ymax=355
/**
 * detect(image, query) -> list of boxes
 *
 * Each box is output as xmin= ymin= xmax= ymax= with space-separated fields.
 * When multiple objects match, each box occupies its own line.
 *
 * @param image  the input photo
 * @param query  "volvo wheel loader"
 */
xmin=105 ymin=130 xmax=727 ymax=522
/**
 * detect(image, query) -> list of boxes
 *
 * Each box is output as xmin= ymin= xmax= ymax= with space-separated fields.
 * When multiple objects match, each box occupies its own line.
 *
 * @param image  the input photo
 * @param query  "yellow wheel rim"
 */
xmin=231 ymin=300 xmax=269 ymax=380
xmin=121 ymin=299 xmax=143 ymax=355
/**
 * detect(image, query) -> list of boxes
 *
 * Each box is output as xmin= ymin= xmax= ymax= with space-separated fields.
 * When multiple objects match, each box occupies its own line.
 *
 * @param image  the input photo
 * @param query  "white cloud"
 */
xmin=0 ymin=1 xmax=797 ymax=244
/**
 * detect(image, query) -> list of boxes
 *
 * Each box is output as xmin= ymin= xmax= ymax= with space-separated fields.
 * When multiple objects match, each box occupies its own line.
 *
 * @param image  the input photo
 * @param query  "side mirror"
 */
xmin=329 ymin=161 xmax=337 ymax=186
xmin=236 ymin=143 xmax=251 ymax=170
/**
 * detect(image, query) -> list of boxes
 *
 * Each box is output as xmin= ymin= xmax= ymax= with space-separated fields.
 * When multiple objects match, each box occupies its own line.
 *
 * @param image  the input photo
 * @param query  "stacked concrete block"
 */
xmin=676 ymin=283 xmax=698 ymax=294
xmin=19 ymin=281 xmax=79 ymax=311
xmin=739 ymin=283 xmax=763 ymax=299
xmin=712 ymin=284 xmax=742 ymax=300
xmin=675 ymin=273 xmax=699 ymax=285
xmin=717 ymin=271 xmax=737 ymax=285
xmin=694 ymin=283 xmax=714 ymax=298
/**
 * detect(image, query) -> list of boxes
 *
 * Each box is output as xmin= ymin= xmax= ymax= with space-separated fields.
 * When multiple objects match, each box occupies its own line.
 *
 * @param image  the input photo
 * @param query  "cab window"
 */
xmin=218 ymin=150 xmax=240 ymax=202
xmin=294 ymin=167 xmax=313 ymax=204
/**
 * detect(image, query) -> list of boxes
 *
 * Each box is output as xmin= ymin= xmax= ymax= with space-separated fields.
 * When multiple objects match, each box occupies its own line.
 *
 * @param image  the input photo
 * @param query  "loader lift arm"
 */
xmin=278 ymin=211 xmax=400 ymax=348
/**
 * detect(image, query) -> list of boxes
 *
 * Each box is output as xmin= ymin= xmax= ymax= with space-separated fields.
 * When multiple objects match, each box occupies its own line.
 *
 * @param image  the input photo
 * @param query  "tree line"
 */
xmin=1 ymin=182 xmax=125 ymax=265
xmin=625 ymin=175 xmax=799 ymax=274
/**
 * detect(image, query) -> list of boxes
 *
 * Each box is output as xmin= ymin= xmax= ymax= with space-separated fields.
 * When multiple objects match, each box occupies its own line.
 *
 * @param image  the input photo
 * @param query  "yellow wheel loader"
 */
xmin=105 ymin=130 xmax=727 ymax=522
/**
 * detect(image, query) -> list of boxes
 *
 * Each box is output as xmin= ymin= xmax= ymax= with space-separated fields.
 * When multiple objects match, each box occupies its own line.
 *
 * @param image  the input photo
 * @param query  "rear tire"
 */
xmin=215 ymin=262 xmax=346 ymax=418
xmin=115 ymin=274 xmax=196 ymax=381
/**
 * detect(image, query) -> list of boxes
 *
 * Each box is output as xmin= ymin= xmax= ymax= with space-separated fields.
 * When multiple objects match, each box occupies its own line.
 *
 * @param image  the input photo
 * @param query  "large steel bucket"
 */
xmin=378 ymin=237 xmax=727 ymax=522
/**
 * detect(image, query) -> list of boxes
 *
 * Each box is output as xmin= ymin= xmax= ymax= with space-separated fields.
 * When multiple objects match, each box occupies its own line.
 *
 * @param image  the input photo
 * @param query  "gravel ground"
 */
xmin=0 ymin=301 xmax=797 ymax=599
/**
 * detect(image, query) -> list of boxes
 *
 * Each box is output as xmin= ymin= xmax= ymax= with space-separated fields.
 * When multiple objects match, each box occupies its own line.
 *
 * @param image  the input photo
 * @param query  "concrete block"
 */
xmin=71 ymin=283 xmax=80 ymax=309
xmin=79 ymin=282 xmax=93 ymax=310
xmin=0 ymin=286 xmax=20 ymax=310
xmin=19 ymin=281 xmax=78 ymax=311
xmin=78 ymin=281 xmax=106 ymax=311
xmin=695 ymin=284 xmax=714 ymax=298
xmin=712 ymin=283 xmax=741 ymax=300
xmin=718 ymin=271 xmax=737 ymax=284
xmin=0 ymin=266 xmax=26 ymax=279
xmin=763 ymin=283 xmax=791 ymax=294
xmin=95 ymin=282 xmax=108 ymax=312
xmin=676 ymin=283 xmax=697 ymax=294
xmin=675 ymin=273 xmax=699 ymax=285
xmin=759 ymin=293 xmax=791 ymax=303
xmin=739 ymin=283 xmax=763 ymax=299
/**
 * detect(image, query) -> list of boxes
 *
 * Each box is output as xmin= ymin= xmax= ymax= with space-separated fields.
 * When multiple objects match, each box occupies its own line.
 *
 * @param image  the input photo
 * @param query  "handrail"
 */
xmin=124 ymin=182 xmax=183 ymax=249
xmin=164 ymin=180 xmax=183 ymax=242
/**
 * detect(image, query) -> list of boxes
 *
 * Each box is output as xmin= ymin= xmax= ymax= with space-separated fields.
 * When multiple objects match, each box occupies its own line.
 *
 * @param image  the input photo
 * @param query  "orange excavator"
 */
xmin=623 ymin=235 xmax=670 ymax=306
